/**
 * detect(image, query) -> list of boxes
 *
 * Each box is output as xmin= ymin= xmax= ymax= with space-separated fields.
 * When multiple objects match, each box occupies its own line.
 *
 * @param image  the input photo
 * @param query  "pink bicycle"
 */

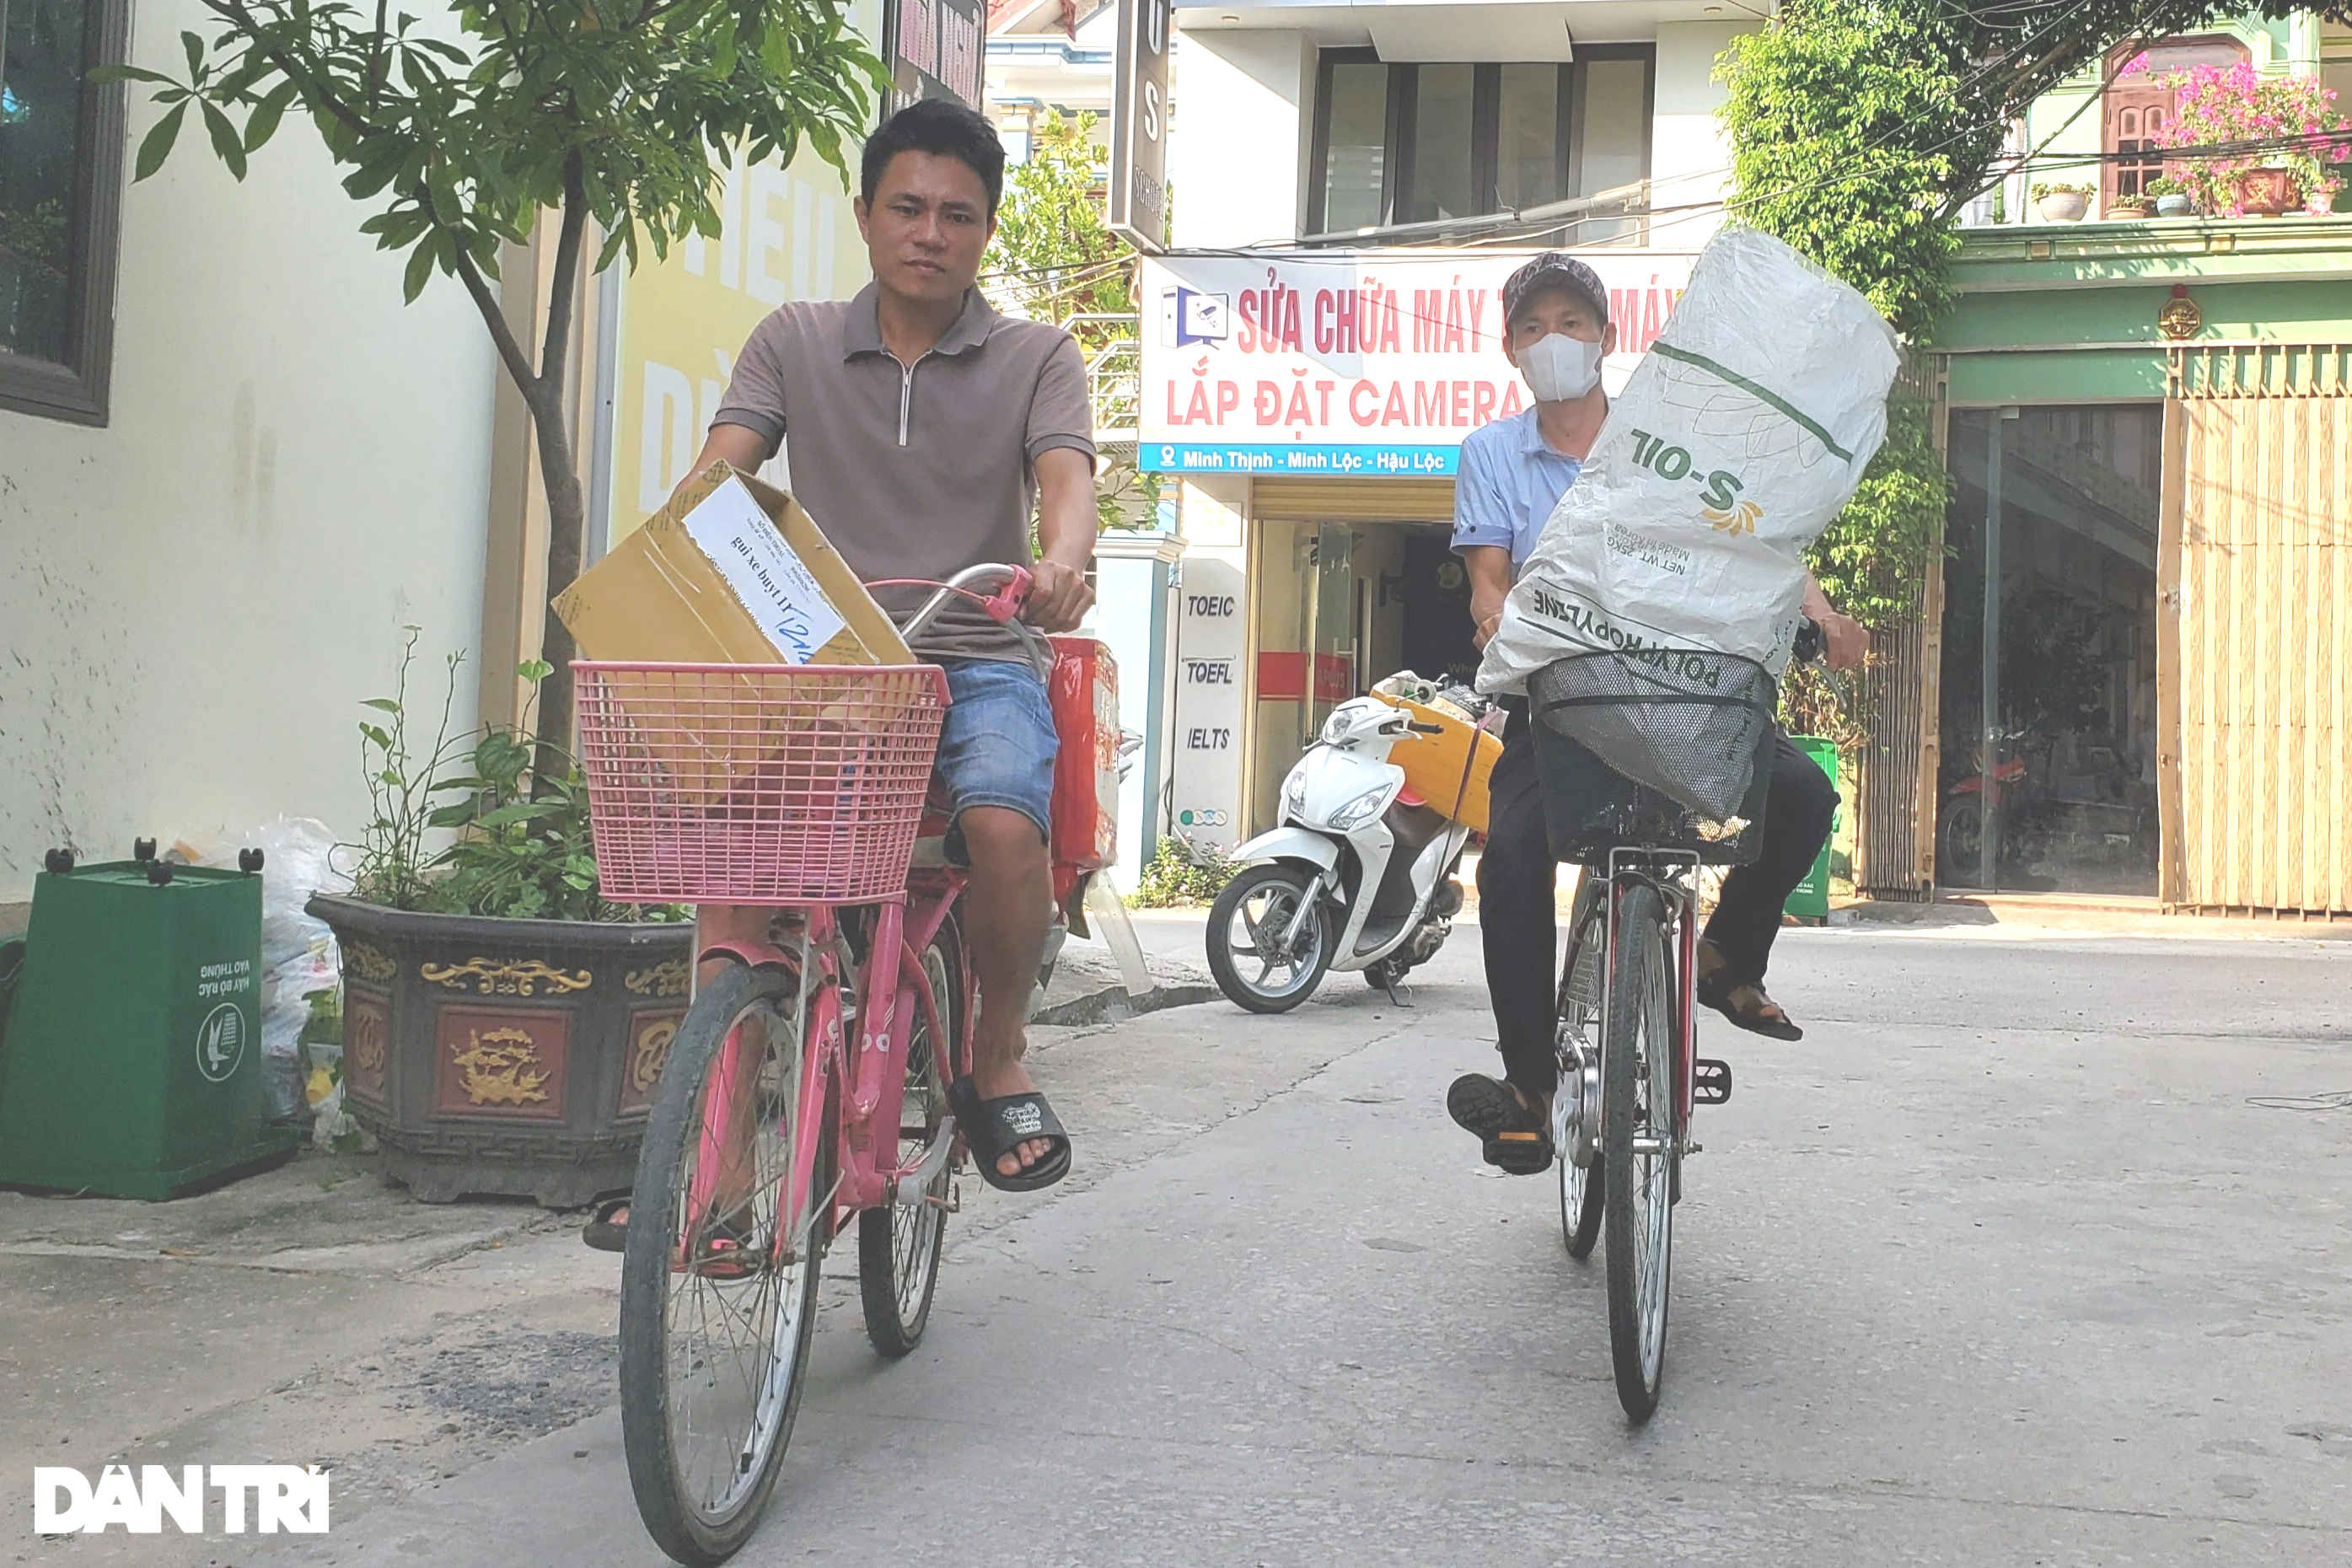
xmin=575 ymin=567 xmax=1047 ymax=1565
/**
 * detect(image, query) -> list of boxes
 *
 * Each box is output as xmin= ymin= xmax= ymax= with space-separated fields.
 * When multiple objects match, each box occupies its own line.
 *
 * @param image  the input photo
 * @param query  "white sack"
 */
xmin=1478 ymin=225 xmax=1900 ymax=694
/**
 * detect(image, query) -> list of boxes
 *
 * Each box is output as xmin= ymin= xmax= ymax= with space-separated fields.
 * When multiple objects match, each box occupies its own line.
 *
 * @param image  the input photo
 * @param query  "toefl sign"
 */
xmin=1139 ymin=249 xmax=1694 ymax=477
xmin=34 ymin=1465 xmax=330 ymax=1535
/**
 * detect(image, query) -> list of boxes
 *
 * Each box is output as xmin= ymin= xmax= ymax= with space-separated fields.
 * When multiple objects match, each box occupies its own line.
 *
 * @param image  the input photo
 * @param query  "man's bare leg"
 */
xmin=957 ymin=806 xmax=1056 ymax=1179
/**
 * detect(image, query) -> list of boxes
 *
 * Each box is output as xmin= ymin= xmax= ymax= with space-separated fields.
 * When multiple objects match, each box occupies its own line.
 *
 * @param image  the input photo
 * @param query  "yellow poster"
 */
xmin=605 ymin=2 xmax=882 ymax=545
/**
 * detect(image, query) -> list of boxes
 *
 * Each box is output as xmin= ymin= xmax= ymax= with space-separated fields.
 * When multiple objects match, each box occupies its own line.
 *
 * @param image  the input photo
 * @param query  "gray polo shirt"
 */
xmin=712 ymin=283 xmax=1097 ymax=663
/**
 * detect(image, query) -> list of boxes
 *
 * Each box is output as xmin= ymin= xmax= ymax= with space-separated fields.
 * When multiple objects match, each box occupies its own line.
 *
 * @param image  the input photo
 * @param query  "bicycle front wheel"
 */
xmin=620 ymin=957 xmax=820 ymax=1566
xmin=859 ymin=922 xmax=965 ymax=1356
xmin=1601 ymin=880 xmax=1676 ymax=1423
xmin=1556 ymin=873 xmax=1605 ymax=1261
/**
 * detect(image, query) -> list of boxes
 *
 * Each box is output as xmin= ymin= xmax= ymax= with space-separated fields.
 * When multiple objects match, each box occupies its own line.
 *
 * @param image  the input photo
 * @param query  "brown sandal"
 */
xmin=1695 ymin=972 xmax=1803 ymax=1040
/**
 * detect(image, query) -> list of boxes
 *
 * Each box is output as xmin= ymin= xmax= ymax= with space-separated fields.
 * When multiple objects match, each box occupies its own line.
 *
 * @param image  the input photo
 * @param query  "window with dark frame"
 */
xmin=1308 ymin=46 xmax=1654 ymax=239
xmin=0 ymin=0 xmax=127 ymax=425
xmin=2100 ymin=35 xmax=2248 ymax=209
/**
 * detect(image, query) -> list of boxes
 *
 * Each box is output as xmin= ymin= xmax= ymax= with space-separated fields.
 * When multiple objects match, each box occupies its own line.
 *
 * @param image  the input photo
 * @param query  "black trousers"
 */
xmin=1478 ymin=706 xmax=1837 ymax=1098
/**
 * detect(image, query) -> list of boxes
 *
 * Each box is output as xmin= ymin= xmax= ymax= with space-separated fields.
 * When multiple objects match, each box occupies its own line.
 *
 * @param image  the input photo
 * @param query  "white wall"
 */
xmin=0 ymin=0 xmax=498 ymax=898
xmin=1167 ymin=29 xmax=1316 ymax=248
xmin=1650 ymin=21 xmax=1748 ymax=246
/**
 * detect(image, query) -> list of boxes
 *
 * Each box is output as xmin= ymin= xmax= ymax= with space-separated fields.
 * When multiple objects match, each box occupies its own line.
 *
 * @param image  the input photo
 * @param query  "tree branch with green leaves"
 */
xmin=101 ymin=0 xmax=888 ymax=756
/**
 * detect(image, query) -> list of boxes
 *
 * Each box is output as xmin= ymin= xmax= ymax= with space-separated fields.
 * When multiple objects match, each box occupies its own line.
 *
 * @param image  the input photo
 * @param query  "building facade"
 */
xmin=0 ymin=0 xmax=985 ymax=908
xmin=1146 ymin=1 xmax=1750 ymax=846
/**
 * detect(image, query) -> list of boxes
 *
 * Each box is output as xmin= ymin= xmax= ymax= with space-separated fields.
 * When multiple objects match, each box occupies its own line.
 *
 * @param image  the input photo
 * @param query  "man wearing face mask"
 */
xmin=1444 ymin=254 xmax=1866 ymax=1174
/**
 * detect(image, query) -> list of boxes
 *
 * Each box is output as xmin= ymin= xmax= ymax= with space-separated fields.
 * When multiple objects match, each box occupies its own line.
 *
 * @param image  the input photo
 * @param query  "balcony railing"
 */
xmin=1062 ymin=312 xmax=1140 ymax=443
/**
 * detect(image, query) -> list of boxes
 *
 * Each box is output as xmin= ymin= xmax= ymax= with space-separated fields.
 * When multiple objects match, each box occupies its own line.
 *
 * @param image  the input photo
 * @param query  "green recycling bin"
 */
xmin=0 ymin=853 xmax=298 ymax=1200
xmin=1785 ymin=736 xmax=1839 ymax=921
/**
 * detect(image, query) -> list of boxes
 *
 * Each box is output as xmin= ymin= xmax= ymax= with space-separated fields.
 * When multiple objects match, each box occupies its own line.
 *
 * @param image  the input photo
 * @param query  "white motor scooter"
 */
xmin=1205 ymin=686 xmax=1484 ymax=1012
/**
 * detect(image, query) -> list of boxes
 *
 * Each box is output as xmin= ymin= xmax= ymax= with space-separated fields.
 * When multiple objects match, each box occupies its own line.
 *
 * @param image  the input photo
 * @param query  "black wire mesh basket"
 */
xmin=1528 ymin=648 xmax=1780 ymax=867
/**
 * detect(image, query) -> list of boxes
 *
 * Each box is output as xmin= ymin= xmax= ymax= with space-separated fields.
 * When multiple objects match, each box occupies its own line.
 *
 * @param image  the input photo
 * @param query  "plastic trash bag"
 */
xmin=178 ymin=819 xmax=352 ymax=1126
xmin=1479 ymin=225 xmax=1900 ymax=695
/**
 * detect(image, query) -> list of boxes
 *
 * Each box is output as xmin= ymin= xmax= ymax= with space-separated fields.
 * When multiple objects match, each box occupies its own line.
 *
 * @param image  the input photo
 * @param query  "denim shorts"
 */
xmin=933 ymin=657 xmax=1058 ymax=848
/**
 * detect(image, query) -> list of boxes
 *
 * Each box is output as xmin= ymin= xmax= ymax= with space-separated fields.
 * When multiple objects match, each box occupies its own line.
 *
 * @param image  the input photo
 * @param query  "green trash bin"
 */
xmin=1785 ymin=737 xmax=1840 ymax=921
xmin=0 ymin=853 xmax=299 ymax=1200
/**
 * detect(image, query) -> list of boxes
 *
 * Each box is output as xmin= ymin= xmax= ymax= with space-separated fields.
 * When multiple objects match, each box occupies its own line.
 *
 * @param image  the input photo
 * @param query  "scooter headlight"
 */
xmin=1281 ymin=768 xmax=1308 ymax=820
xmin=1328 ymin=784 xmax=1394 ymax=831
xmin=1321 ymin=708 xmax=1357 ymax=745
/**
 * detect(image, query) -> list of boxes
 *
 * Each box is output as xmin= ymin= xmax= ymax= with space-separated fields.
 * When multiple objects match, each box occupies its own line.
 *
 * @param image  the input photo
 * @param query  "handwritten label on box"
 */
xmin=683 ymin=475 xmax=847 ymax=663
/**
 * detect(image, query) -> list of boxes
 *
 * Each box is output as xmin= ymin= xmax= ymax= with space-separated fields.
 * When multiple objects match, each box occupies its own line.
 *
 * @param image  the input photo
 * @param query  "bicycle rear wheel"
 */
xmin=859 ymin=922 xmax=965 ymax=1356
xmin=1555 ymin=873 xmax=1605 ymax=1260
xmin=1602 ymin=880 xmax=1676 ymax=1422
xmin=621 ymin=957 xmax=820 ymax=1566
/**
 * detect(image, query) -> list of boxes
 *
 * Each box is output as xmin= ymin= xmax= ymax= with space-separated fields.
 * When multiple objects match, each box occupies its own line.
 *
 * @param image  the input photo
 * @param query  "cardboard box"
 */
xmin=558 ymin=463 xmax=931 ymax=819
xmin=554 ymin=461 xmax=912 ymax=668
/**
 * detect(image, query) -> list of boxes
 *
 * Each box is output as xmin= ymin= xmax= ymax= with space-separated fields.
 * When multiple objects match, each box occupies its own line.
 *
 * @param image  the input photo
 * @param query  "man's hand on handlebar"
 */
xmin=1799 ymin=573 xmax=1868 ymax=672
xmin=1024 ymin=558 xmax=1094 ymax=634
xmin=1818 ymin=609 xmax=1868 ymax=671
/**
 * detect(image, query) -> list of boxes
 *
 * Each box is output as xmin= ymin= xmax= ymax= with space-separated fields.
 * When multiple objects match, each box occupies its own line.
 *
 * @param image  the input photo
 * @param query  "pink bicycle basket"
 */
xmin=574 ymin=662 xmax=951 ymax=905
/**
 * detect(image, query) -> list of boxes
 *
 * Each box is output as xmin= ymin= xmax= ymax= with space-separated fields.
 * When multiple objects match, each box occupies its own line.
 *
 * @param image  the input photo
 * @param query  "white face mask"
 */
xmin=1517 ymin=332 xmax=1604 ymax=403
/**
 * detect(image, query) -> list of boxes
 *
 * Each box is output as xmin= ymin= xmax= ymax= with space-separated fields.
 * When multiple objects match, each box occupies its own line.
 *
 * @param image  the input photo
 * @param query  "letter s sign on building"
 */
xmin=1108 ymin=0 xmax=1170 ymax=253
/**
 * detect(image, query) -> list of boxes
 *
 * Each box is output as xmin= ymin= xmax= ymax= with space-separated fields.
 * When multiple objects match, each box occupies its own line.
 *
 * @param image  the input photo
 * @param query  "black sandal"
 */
xmin=583 ymin=1196 xmax=629 ymax=1254
xmin=583 ymin=1197 xmax=769 ymax=1277
xmin=1446 ymin=1073 xmax=1554 ymax=1175
xmin=1695 ymin=972 xmax=1804 ymax=1041
xmin=947 ymin=1077 xmax=1072 ymax=1194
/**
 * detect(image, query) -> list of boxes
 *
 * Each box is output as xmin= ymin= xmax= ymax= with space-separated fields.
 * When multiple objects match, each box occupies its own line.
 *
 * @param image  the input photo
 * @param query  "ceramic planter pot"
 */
xmin=2036 ymin=191 xmax=2090 ymax=222
xmin=2237 ymin=168 xmax=2296 ymax=216
xmin=2308 ymin=189 xmax=2338 ymax=216
xmin=2107 ymin=201 xmax=2155 ymax=220
xmin=309 ymin=895 xmax=695 ymax=1206
xmin=2156 ymin=194 xmax=2195 ymax=217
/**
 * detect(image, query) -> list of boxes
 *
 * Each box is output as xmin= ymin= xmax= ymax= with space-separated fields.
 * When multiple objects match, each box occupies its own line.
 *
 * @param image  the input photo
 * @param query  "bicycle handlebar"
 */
xmin=1792 ymin=616 xmax=1824 ymax=666
xmin=871 ymin=564 xmax=1042 ymax=656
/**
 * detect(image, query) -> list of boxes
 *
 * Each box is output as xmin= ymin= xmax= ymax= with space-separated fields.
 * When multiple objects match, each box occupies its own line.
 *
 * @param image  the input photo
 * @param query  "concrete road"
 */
xmin=226 ymin=928 xmax=2352 ymax=1562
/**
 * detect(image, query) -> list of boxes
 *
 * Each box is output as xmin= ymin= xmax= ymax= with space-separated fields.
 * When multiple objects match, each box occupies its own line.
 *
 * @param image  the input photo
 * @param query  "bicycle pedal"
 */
xmin=1692 ymin=1058 xmax=1732 ymax=1105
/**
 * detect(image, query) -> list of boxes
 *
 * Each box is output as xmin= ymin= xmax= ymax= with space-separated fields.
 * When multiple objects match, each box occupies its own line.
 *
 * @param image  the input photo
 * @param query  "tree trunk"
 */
xmin=448 ymin=172 xmax=591 ymax=776
xmin=534 ymin=406 xmax=586 ymax=764
xmin=525 ymin=170 xmax=592 ymax=776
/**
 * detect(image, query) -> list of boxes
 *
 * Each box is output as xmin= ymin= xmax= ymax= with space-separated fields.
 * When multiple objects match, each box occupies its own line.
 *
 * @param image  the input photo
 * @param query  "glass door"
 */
xmin=1308 ymin=524 xmax=1358 ymax=739
xmin=1939 ymin=405 xmax=2161 ymax=894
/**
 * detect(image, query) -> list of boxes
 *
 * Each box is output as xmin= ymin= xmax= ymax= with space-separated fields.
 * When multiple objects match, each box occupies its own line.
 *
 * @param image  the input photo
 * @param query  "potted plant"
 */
xmin=2107 ymin=192 xmax=2156 ymax=219
xmin=2145 ymin=176 xmax=2197 ymax=218
xmin=306 ymin=637 xmax=691 ymax=1206
xmin=2032 ymin=182 xmax=2095 ymax=222
xmin=2123 ymin=56 xmax=2349 ymax=219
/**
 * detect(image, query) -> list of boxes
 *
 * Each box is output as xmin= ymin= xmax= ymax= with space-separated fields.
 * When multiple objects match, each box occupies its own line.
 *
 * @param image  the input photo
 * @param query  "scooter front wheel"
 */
xmin=1206 ymin=864 xmax=1334 ymax=1013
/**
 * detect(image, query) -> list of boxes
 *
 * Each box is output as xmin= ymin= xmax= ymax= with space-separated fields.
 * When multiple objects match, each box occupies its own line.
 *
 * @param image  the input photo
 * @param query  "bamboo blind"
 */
xmin=1853 ymin=352 xmax=1947 ymax=899
xmin=2166 ymin=345 xmax=2352 ymax=916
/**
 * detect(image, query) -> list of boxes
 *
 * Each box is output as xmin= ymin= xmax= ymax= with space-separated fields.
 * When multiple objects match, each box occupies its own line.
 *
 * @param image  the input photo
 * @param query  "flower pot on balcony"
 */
xmin=2308 ymin=189 xmax=2338 ymax=216
xmin=2156 ymin=194 xmax=2196 ymax=217
xmin=2237 ymin=168 xmax=2297 ymax=216
xmin=309 ymin=895 xmax=695 ymax=1206
xmin=2036 ymin=190 xmax=2091 ymax=222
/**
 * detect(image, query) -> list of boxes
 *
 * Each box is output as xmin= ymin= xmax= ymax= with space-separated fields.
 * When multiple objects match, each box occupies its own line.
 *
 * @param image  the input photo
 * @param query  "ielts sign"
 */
xmin=1139 ymin=249 xmax=1694 ymax=476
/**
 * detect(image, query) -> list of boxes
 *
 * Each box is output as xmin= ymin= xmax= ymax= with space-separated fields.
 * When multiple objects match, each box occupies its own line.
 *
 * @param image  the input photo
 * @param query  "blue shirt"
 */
xmin=1451 ymin=407 xmax=1582 ymax=572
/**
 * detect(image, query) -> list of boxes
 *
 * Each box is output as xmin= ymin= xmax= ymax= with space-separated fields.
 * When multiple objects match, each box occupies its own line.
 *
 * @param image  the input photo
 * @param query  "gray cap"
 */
xmin=1502 ymin=252 xmax=1608 ymax=330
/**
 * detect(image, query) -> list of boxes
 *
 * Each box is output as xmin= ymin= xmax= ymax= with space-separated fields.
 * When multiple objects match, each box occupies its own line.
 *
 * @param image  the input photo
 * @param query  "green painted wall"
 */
xmin=1947 ymin=226 xmax=2352 ymax=405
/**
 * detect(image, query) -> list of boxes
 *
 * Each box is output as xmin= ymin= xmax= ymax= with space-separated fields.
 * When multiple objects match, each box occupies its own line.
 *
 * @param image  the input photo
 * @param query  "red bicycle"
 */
xmin=575 ymin=566 xmax=1069 ymax=1565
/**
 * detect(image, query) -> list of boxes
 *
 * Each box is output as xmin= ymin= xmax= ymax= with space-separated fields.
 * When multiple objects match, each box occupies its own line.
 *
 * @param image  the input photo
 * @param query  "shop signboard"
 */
xmin=1139 ymin=249 xmax=1696 ymax=477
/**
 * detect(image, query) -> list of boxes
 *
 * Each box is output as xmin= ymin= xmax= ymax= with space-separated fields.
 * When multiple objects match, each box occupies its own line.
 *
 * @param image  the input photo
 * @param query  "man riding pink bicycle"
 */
xmin=568 ymin=100 xmax=1103 ymax=1565
xmin=581 ymin=98 xmax=1098 ymax=1249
